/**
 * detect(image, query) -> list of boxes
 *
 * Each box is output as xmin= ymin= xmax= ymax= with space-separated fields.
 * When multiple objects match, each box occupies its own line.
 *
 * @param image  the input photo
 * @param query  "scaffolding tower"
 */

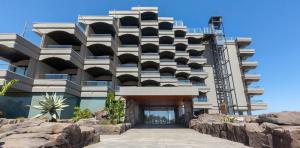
xmin=208 ymin=16 xmax=238 ymax=115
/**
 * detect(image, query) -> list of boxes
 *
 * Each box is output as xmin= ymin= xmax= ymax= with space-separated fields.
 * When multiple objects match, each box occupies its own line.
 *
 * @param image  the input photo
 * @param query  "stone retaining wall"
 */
xmin=189 ymin=112 xmax=300 ymax=148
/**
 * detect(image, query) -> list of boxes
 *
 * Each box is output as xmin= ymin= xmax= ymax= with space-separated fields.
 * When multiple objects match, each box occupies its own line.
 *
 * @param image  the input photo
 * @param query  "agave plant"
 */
xmin=0 ymin=79 xmax=18 ymax=96
xmin=30 ymin=93 xmax=69 ymax=122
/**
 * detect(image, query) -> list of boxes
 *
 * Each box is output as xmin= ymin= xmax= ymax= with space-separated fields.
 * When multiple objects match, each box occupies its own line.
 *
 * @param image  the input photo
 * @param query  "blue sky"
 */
xmin=1 ymin=0 xmax=299 ymax=113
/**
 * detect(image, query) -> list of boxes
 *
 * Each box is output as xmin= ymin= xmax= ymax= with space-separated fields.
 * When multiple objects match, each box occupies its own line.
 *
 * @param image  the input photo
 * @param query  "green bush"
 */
xmin=99 ymin=119 xmax=113 ymax=125
xmin=72 ymin=107 xmax=93 ymax=122
xmin=105 ymin=92 xmax=125 ymax=124
xmin=223 ymin=115 xmax=235 ymax=123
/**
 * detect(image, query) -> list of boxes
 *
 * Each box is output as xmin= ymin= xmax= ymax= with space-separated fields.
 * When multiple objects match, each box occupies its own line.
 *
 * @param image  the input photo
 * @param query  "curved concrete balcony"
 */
xmin=243 ymin=74 xmax=261 ymax=83
xmin=175 ymin=51 xmax=189 ymax=59
xmin=178 ymin=79 xmax=192 ymax=86
xmin=173 ymin=25 xmax=187 ymax=32
xmin=32 ymin=23 xmax=85 ymax=44
xmin=241 ymin=61 xmax=258 ymax=70
xmin=188 ymin=56 xmax=207 ymax=65
xmin=239 ymin=49 xmax=255 ymax=60
xmin=174 ymin=38 xmax=188 ymax=45
xmin=141 ymin=71 xmax=160 ymax=82
xmin=186 ymin=44 xmax=205 ymax=52
xmin=160 ymin=76 xmax=178 ymax=86
xmin=116 ymin=64 xmax=139 ymax=77
xmin=176 ymin=65 xmax=191 ymax=74
xmin=33 ymin=74 xmax=81 ymax=96
xmin=81 ymin=81 xmax=112 ymax=97
xmin=186 ymin=31 xmax=204 ymax=39
xmin=141 ymin=21 xmax=158 ymax=27
xmin=160 ymin=59 xmax=177 ymax=69
xmin=108 ymin=10 xmax=139 ymax=18
xmin=78 ymin=16 xmax=116 ymax=26
xmin=251 ymin=100 xmax=267 ymax=110
xmin=247 ymin=87 xmax=264 ymax=95
xmin=0 ymin=34 xmax=41 ymax=61
xmin=189 ymin=70 xmax=208 ymax=79
xmin=118 ymin=27 xmax=140 ymax=36
xmin=84 ymin=56 xmax=115 ymax=73
xmin=159 ymin=30 xmax=174 ymax=38
xmin=159 ymin=44 xmax=175 ymax=53
xmin=117 ymin=45 xmax=139 ymax=56
xmin=141 ymin=53 xmax=160 ymax=63
xmin=192 ymin=83 xmax=210 ymax=93
xmin=40 ymin=45 xmax=83 ymax=69
xmin=141 ymin=36 xmax=159 ymax=45
xmin=0 ymin=66 xmax=33 ymax=92
xmin=236 ymin=37 xmax=252 ymax=48
xmin=86 ymin=34 xmax=114 ymax=46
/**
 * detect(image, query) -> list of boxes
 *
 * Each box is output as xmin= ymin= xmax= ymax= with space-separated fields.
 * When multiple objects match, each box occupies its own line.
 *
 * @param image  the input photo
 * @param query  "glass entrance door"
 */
xmin=144 ymin=107 xmax=175 ymax=125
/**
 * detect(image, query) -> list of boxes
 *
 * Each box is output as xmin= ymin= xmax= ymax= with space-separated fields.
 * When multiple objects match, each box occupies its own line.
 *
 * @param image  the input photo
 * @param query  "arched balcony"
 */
xmin=176 ymin=72 xmax=190 ymax=79
xmin=188 ymin=62 xmax=203 ymax=69
xmin=141 ymin=27 xmax=158 ymax=36
xmin=187 ymin=37 xmax=202 ymax=44
xmin=190 ymin=77 xmax=205 ymax=86
xmin=162 ymin=84 xmax=176 ymax=87
xmin=89 ymin=22 xmax=115 ymax=36
xmin=187 ymin=49 xmax=204 ymax=57
xmin=0 ymin=44 xmax=29 ymax=62
xmin=175 ymin=30 xmax=186 ymax=37
xmin=119 ymin=34 xmax=139 ymax=45
xmin=46 ymin=31 xmax=81 ymax=46
xmin=159 ymin=36 xmax=174 ymax=44
xmin=120 ymin=16 xmax=139 ymax=27
xmin=160 ymin=67 xmax=176 ymax=75
xmin=160 ymin=51 xmax=175 ymax=59
xmin=141 ymin=61 xmax=159 ymax=71
xmin=141 ymin=12 xmax=158 ymax=20
xmin=159 ymin=22 xmax=173 ymax=30
xmin=175 ymin=43 xmax=187 ymax=51
xmin=141 ymin=43 xmax=159 ymax=53
xmin=117 ymin=74 xmax=139 ymax=86
xmin=141 ymin=80 xmax=160 ymax=86
xmin=175 ymin=57 xmax=189 ymax=65
xmin=87 ymin=44 xmax=114 ymax=57
xmin=41 ymin=57 xmax=77 ymax=71
xmin=118 ymin=53 xmax=139 ymax=64
xmin=85 ymin=67 xmax=112 ymax=78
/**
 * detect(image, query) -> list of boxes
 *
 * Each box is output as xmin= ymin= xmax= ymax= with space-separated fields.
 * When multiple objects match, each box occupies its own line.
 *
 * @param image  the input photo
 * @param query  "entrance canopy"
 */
xmin=118 ymin=87 xmax=198 ymax=96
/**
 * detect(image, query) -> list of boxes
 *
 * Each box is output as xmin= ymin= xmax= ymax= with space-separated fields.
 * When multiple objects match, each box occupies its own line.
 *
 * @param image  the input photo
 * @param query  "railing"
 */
xmin=142 ymin=53 xmax=158 ymax=56
xmin=89 ymin=34 xmax=112 ymax=37
xmin=193 ymin=97 xmax=208 ymax=102
xmin=191 ymin=69 xmax=204 ymax=72
xmin=119 ymin=26 xmax=139 ymax=29
xmin=177 ymin=64 xmax=189 ymax=68
xmin=160 ymin=59 xmax=175 ymax=62
xmin=119 ymin=45 xmax=138 ymax=47
xmin=142 ymin=36 xmax=158 ymax=38
xmin=39 ymin=74 xmax=78 ymax=82
xmin=160 ymin=76 xmax=176 ymax=80
xmin=83 ymin=81 xmax=112 ymax=88
xmin=192 ymin=83 xmax=206 ymax=86
xmin=141 ymin=71 xmax=160 ymax=75
xmin=159 ymin=44 xmax=173 ymax=46
xmin=118 ymin=64 xmax=138 ymax=67
xmin=187 ymin=27 xmax=214 ymax=34
xmin=190 ymin=56 xmax=205 ymax=59
xmin=251 ymin=99 xmax=264 ymax=104
xmin=178 ymin=80 xmax=191 ymax=84
xmin=0 ymin=64 xmax=28 ymax=76
xmin=174 ymin=20 xmax=184 ymax=26
xmin=45 ymin=45 xmax=81 ymax=53
xmin=86 ymin=56 xmax=112 ymax=60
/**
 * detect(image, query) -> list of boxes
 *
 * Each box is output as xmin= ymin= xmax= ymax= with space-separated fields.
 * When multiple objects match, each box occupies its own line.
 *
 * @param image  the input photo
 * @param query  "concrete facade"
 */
xmin=0 ymin=7 xmax=266 ymax=121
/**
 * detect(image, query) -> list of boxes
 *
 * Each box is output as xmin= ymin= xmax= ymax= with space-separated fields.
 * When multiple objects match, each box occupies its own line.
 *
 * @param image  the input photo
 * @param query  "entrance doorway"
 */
xmin=143 ymin=107 xmax=175 ymax=125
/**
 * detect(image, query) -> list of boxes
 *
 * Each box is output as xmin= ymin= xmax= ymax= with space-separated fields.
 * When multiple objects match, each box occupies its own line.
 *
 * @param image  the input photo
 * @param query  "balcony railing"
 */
xmin=177 ymin=64 xmax=189 ymax=68
xmin=160 ymin=76 xmax=176 ymax=80
xmin=191 ymin=69 xmax=204 ymax=72
xmin=192 ymin=83 xmax=206 ymax=86
xmin=44 ymin=45 xmax=82 ymax=55
xmin=160 ymin=59 xmax=175 ymax=62
xmin=86 ymin=56 xmax=112 ymax=60
xmin=39 ymin=74 xmax=78 ymax=82
xmin=118 ymin=64 xmax=138 ymax=67
xmin=193 ymin=97 xmax=208 ymax=102
xmin=83 ymin=81 xmax=112 ymax=88
xmin=178 ymin=80 xmax=191 ymax=84
xmin=0 ymin=64 xmax=28 ymax=76
xmin=141 ymin=70 xmax=160 ymax=74
xmin=251 ymin=99 xmax=264 ymax=104
xmin=89 ymin=34 xmax=112 ymax=37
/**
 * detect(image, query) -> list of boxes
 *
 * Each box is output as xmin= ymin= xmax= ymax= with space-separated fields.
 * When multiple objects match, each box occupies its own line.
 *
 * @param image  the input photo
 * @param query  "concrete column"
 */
xmin=174 ymin=107 xmax=179 ymax=124
xmin=184 ymin=99 xmax=193 ymax=126
xmin=125 ymin=99 xmax=137 ymax=126
xmin=26 ymin=58 xmax=38 ymax=78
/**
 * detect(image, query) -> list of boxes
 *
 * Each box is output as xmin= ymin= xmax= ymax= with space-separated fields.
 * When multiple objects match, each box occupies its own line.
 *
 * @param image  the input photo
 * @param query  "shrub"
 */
xmin=105 ymin=92 xmax=125 ymax=124
xmin=72 ymin=107 xmax=93 ymax=122
xmin=28 ymin=92 xmax=69 ymax=122
xmin=223 ymin=115 xmax=235 ymax=123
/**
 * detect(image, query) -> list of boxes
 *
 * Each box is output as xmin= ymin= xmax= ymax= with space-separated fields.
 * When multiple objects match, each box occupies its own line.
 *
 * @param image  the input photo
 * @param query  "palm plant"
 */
xmin=0 ymin=79 xmax=18 ymax=96
xmin=29 ymin=93 xmax=69 ymax=122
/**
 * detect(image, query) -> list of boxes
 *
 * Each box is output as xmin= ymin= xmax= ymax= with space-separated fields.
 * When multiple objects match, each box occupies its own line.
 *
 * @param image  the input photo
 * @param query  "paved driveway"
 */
xmin=86 ymin=126 xmax=248 ymax=148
